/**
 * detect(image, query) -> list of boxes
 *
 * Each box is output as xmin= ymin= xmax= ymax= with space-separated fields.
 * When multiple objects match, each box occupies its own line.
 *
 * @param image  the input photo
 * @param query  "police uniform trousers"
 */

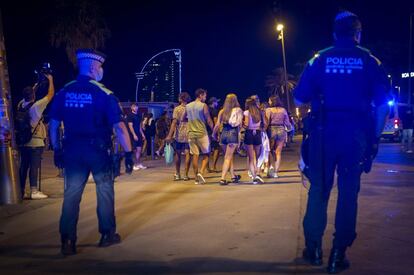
xmin=303 ymin=120 xmax=367 ymax=249
xmin=60 ymin=141 xmax=115 ymax=241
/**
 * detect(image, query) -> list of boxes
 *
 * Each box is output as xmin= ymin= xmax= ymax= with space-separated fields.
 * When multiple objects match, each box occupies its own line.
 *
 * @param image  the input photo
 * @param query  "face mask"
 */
xmin=96 ymin=67 xmax=104 ymax=82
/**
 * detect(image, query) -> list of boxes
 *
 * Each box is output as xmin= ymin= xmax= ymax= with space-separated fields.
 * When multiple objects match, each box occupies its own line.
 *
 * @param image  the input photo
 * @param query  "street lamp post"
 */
xmin=135 ymin=49 xmax=182 ymax=102
xmin=0 ymin=11 xmax=21 ymax=204
xmin=277 ymin=24 xmax=290 ymax=113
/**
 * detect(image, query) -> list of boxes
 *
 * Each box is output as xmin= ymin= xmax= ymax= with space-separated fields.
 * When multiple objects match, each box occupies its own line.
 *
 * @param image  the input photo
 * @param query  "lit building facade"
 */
xmin=139 ymin=54 xmax=179 ymax=102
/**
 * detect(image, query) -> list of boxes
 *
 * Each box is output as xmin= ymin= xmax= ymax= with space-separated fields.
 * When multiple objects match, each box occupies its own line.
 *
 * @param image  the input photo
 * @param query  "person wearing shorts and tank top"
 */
xmin=265 ymin=95 xmax=292 ymax=178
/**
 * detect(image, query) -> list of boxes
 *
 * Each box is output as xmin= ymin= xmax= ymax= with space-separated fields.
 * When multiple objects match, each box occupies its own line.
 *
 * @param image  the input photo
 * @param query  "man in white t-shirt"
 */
xmin=18 ymin=74 xmax=54 ymax=199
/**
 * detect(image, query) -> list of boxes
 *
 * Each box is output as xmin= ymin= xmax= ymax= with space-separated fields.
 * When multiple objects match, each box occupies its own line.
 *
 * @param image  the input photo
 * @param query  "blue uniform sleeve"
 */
xmin=367 ymin=55 xmax=391 ymax=106
xmin=294 ymin=60 xmax=318 ymax=104
xmin=48 ymin=90 xmax=64 ymax=121
xmin=105 ymin=94 xmax=123 ymax=126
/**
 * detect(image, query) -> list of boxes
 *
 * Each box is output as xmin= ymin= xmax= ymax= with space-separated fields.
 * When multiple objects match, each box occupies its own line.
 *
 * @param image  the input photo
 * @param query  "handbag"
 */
xmin=164 ymin=143 xmax=174 ymax=165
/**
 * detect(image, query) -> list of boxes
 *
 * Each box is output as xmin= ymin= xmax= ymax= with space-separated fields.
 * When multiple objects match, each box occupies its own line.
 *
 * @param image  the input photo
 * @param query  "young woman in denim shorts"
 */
xmin=213 ymin=93 xmax=243 ymax=185
xmin=265 ymin=96 xmax=292 ymax=178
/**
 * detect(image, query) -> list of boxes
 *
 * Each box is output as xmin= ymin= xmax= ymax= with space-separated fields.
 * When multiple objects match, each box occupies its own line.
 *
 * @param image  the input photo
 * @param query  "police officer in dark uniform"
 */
xmin=294 ymin=11 xmax=390 ymax=273
xmin=49 ymin=49 xmax=134 ymax=256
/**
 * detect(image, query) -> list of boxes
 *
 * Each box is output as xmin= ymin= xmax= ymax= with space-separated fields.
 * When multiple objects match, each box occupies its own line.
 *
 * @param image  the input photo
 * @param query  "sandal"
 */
xmin=231 ymin=174 xmax=241 ymax=183
xmin=219 ymin=179 xmax=228 ymax=185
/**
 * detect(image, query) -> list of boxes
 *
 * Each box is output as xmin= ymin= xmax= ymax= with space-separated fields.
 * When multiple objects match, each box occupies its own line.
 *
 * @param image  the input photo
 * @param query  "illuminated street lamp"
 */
xmin=276 ymin=23 xmax=290 ymax=112
xmin=276 ymin=23 xmax=284 ymax=32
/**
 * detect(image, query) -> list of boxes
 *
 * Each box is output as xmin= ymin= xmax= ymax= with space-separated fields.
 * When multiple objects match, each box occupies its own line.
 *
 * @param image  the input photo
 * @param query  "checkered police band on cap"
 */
xmin=76 ymin=49 xmax=106 ymax=63
xmin=335 ymin=11 xmax=358 ymax=21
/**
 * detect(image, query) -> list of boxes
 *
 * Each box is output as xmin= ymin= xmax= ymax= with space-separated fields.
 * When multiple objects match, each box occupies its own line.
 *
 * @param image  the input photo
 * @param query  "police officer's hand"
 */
xmin=133 ymin=134 xmax=138 ymax=141
xmin=142 ymin=134 xmax=146 ymax=141
xmin=124 ymin=151 xmax=134 ymax=174
xmin=53 ymin=148 xmax=64 ymax=169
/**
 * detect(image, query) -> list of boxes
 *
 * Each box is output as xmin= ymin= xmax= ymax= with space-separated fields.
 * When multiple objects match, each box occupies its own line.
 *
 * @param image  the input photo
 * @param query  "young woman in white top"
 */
xmin=243 ymin=98 xmax=265 ymax=184
xmin=213 ymin=93 xmax=243 ymax=185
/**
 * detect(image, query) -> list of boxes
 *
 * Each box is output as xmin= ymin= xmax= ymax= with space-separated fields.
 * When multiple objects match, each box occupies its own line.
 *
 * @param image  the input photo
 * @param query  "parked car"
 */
xmin=381 ymin=100 xmax=402 ymax=142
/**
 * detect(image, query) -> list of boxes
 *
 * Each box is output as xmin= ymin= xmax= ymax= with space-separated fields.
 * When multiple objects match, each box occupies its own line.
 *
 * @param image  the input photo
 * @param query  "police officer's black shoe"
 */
xmin=302 ymin=247 xmax=323 ymax=266
xmin=326 ymin=248 xmax=350 ymax=274
xmin=61 ymin=239 xmax=77 ymax=256
xmin=98 ymin=233 xmax=121 ymax=247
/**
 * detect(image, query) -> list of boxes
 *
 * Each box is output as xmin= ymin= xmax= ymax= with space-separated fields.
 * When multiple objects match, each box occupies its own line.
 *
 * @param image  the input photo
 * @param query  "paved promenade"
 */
xmin=1 ymin=139 xmax=413 ymax=274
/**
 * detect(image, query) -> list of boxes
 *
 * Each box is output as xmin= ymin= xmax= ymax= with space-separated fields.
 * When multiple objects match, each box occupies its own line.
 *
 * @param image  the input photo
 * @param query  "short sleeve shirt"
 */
xmin=294 ymin=41 xmax=390 ymax=124
xmin=21 ymin=96 xmax=49 ymax=147
xmin=173 ymin=104 xmax=188 ymax=143
xmin=49 ymin=75 xmax=122 ymax=144
xmin=127 ymin=112 xmax=141 ymax=136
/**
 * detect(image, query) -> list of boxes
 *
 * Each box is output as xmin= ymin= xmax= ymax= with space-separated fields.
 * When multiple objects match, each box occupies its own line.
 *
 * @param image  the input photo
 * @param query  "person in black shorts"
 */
xmin=243 ymin=98 xmax=265 ymax=184
xmin=127 ymin=103 xmax=147 ymax=170
xmin=208 ymin=97 xmax=221 ymax=172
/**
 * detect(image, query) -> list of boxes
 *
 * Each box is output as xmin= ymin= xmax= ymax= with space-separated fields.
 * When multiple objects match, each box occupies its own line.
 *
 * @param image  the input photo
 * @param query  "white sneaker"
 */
xmin=31 ymin=191 xmax=48 ymax=200
xmin=255 ymin=175 xmax=264 ymax=184
xmin=272 ymin=172 xmax=278 ymax=178
xmin=137 ymin=164 xmax=147 ymax=169
xmin=197 ymin=173 xmax=206 ymax=184
xmin=133 ymin=165 xmax=140 ymax=171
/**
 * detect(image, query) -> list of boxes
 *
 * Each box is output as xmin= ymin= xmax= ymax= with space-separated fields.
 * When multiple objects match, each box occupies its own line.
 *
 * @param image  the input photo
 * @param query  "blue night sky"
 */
xmin=1 ymin=0 xmax=413 ymax=103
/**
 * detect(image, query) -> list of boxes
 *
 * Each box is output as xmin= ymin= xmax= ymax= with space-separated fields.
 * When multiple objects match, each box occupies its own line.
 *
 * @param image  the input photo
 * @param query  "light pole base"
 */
xmin=0 ymin=146 xmax=21 ymax=205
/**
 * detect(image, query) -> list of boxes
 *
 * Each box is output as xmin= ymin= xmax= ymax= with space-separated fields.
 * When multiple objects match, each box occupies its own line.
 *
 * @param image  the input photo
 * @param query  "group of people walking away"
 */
xmin=162 ymin=88 xmax=292 ymax=185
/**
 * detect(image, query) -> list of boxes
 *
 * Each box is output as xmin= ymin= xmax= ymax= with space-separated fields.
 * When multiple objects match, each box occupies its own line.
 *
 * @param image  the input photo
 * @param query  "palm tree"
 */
xmin=49 ymin=0 xmax=110 ymax=67
xmin=265 ymin=67 xmax=297 ymax=111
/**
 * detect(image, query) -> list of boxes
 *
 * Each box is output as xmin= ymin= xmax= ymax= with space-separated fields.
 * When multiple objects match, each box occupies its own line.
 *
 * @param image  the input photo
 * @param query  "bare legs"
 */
xmin=246 ymin=145 xmax=261 ymax=178
xmin=175 ymin=149 xmax=191 ymax=178
xmin=275 ymin=141 xmax=284 ymax=172
xmin=192 ymin=154 xmax=209 ymax=176
xmin=135 ymin=147 xmax=142 ymax=165
xmin=220 ymin=144 xmax=237 ymax=180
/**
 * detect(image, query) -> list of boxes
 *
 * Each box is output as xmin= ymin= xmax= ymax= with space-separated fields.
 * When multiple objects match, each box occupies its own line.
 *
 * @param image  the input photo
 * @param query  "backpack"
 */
xmin=228 ymin=107 xmax=243 ymax=127
xmin=14 ymin=101 xmax=40 ymax=146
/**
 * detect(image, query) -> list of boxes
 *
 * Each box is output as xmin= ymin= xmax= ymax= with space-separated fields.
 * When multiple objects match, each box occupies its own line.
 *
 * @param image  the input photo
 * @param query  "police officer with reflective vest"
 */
xmin=294 ymin=11 xmax=390 ymax=273
xmin=49 ymin=49 xmax=134 ymax=256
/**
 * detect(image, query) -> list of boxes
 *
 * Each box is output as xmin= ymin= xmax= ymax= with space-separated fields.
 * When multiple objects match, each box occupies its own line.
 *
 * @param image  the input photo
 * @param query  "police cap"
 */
xmin=334 ymin=11 xmax=362 ymax=38
xmin=76 ymin=49 xmax=106 ymax=64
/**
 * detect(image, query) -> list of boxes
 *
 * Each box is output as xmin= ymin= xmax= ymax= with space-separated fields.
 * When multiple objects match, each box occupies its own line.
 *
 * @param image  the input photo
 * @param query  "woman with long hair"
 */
xmin=265 ymin=95 xmax=292 ymax=178
xmin=243 ymin=98 xmax=264 ymax=184
xmin=213 ymin=93 xmax=243 ymax=185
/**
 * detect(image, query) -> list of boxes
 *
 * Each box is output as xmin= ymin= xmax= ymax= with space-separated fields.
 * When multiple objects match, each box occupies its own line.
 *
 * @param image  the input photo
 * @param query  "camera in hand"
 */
xmin=34 ymin=62 xmax=52 ymax=82
xmin=34 ymin=62 xmax=52 ymax=98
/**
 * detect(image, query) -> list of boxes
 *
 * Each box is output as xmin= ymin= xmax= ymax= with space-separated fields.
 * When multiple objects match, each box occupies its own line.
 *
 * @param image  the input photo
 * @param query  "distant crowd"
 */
xmin=124 ymin=88 xmax=301 ymax=185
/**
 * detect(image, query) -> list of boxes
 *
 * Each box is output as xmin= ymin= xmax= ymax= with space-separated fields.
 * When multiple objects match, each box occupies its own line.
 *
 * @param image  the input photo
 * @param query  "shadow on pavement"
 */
xmin=0 ymin=251 xmax=326 ymax=274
